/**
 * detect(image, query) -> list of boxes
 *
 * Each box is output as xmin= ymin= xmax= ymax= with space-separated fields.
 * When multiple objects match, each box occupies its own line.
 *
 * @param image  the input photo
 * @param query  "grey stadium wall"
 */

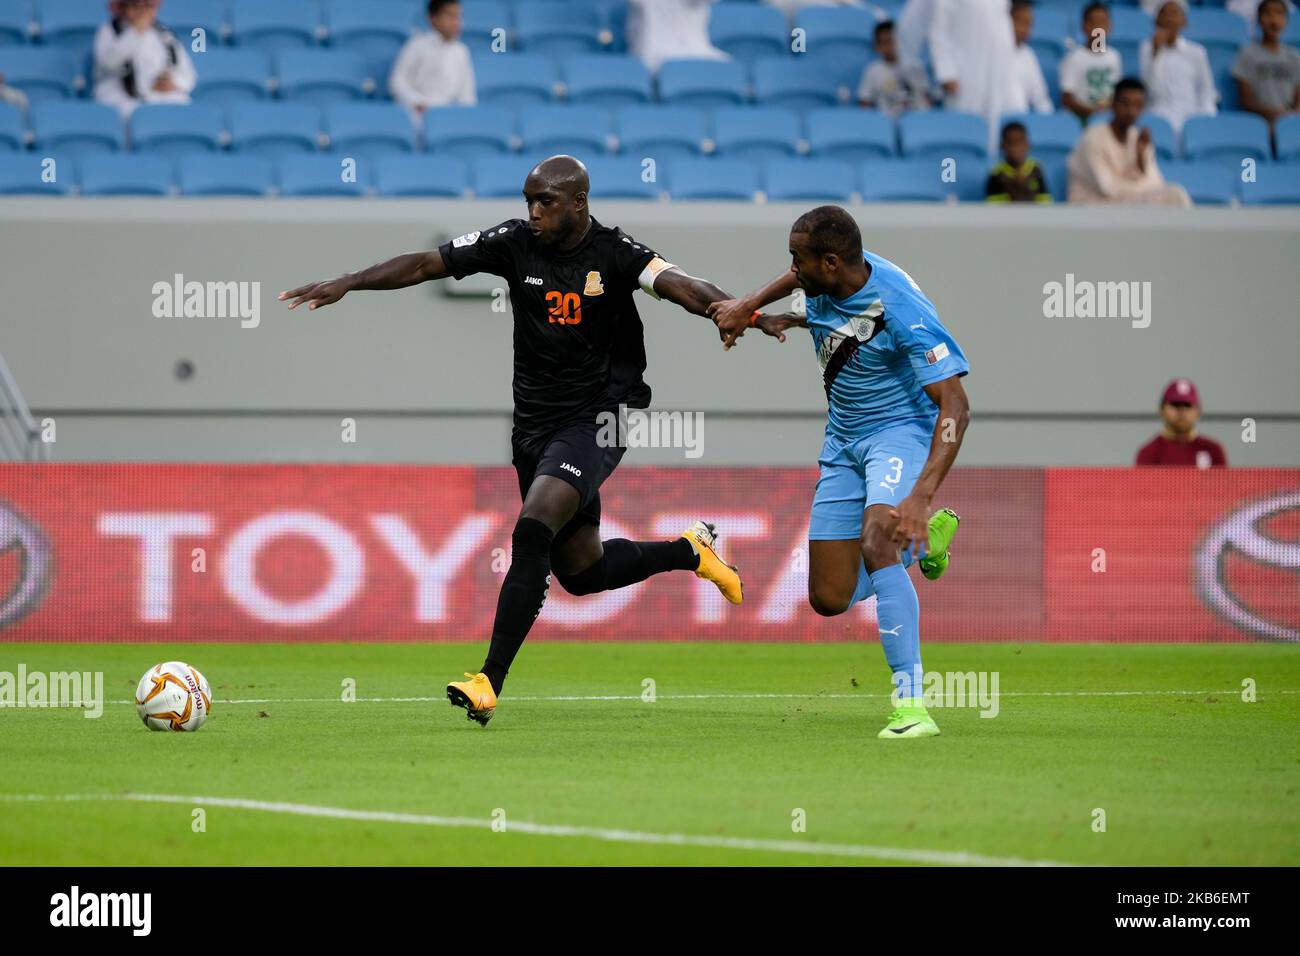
xmin=1 ymin=199 xmax=1298 ymax=467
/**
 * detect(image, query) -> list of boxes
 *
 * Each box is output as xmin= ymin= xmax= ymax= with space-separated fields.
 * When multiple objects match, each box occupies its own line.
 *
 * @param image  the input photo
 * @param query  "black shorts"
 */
xmin=512 ymin=419 xmax=627 ymax=544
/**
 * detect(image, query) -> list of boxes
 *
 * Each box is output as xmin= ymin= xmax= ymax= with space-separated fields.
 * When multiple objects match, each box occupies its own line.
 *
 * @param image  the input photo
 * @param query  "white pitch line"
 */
xmin=97 ymin=688 xmax=1300 ymax=706
xmin=0 ymin=793 xmax=1077 ymax=867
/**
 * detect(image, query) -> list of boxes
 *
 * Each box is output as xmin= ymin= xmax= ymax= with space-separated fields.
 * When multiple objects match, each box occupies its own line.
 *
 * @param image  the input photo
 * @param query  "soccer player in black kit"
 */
xmin=280 ymin=155 xmax=743 ymax=726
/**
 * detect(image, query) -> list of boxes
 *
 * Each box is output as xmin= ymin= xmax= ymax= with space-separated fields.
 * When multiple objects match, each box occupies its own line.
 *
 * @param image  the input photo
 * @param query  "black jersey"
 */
xmin=438 ymin=217 xmax=662 ymax=440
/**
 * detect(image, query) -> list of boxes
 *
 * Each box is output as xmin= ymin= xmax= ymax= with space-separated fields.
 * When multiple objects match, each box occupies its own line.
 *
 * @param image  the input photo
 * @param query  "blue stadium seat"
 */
xmin=325 ymin=0 xmax=414 ymax=65
xmin=806 ymin=108 xmax=895 ymax=161
xmin=1240 ymin=164 xmax=1300 ymax=205
xmin=1209 ymin=45 xmax=1240 ymax=112
xmin=1182 ymin=112 xmax=1271 ymax=164
xmin=1041 ymin=155 xmax=1067 ymax=203
xmin=0 ymin=152 xmax=72 ymax=194
xmin=1028 ymin=6 xmax=1069 ymax=59
xmin=614 ymin=106 xmax=708 ymax=161
xmin=519 ymin=105 xmax=612 ymax=156
xmin=1110 ymin=38 xmax=1140 ymax=78
xmin=1108 ymin=8 xmax=1152 ymax=46
xmin=1036 ymin=46 xmax=1062 ymax=106
xmin=563 ymin=55 xmax=652 ymax=107
xmin=709 ymin=3 xmax=788 ymax=61
xmin=516 ymin=2 xmax=603 ymax=56
xmin=474 ymin=53 xmax=559 ymax=108
xmin=763 ymin=158 xmax=856 ymax=201
xmin=423 ymin=105 xmax=514 ymax=158
xmin=1275 ymin=114 xmax=1300 ymax=163
xmin=473 ymin=153 xmax=550 ymax=197
xmin=228 ymin=102 xmax=322 ymax=156
xmin=37 ymin=0 xmax=101 ymax=49
xmin=794 ymin=7 xmax=877 ymax=86
xmin=0 ymin=4 xmax=34 ymax=45
xmin=858 ymin=159 xmax=950 ymax=202
xmin=30 ymin=101 xmax=123 ymax=155
xmin=658 ymin=59 xmax=748 ymax=110
xmin=79 ymin=153 xmax=174 ymax=196
xmin=276 ymin=49 xmax=375 ymax=104
xmin=898 ymin=111 xmax=987 ymax=161
xmin=711 ymin=108 xmax=802 ymax=161
xmin=1284 ymin=15 xmax=1300 ymax=48
xmin=998 ymin=111 xmax=1079 ymax=162
xmin=1087 ymin=111 xmax=1177 ymax=161
xmin=178 ymin=153 xmax=274 ymax=195
xmin=278 ymin=154 xmax=368 ymax=196
xmin=374 ymin=153 xmax=469 ymax=196
xmin=130 ymin=103 xmax=225 ymax=156
xmin=0 ymin=103 xmax=25 ymax=150
xmin=191 ymin=49 xmax=273 ymax=105
xmin=161 ymin=0 xmax=228 ymax=46
xmin=1158 ymin=161 xmax=1238 ymax=206
xmin=584 ymin=156 xmax=662 ymax=199
xmin=667 ymin=158 xmax=760 ymax=200
xmin=461 ymin=1 xmax=511 ymax=55
xmin=0 ymin=47 xmax=83 ymax=100
xmin=1186 ymin=8 xmax=1249 ymax=59
xmin=751 ymin=57 xmax=842 ymax=110
xmin=230 ymin=0 xmax=321 ymax=52
xmin=326 ymin=102 xmax=415 ymax=157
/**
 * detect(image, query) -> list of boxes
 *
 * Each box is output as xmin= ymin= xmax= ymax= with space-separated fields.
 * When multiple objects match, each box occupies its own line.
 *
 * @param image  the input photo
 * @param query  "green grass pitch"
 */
xmin=1 ymin=643 xmax=1297 ymax=866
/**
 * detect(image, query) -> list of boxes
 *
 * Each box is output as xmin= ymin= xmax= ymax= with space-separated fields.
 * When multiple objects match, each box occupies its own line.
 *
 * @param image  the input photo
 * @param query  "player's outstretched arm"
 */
xmin=652 ymin=268 xmax=732 ymax=319
xmin=707 ymin=270 xmax=801 ymax=349
xmin=892 ymin=375 xmax=971 ymax=554
xmin=279 ymin=249 xmax=451 ymax=311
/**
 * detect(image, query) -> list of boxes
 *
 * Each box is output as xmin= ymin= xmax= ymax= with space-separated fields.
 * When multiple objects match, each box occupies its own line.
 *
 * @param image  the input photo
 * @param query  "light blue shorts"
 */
xmin=808 ymin=420 xmax=932 ymax=541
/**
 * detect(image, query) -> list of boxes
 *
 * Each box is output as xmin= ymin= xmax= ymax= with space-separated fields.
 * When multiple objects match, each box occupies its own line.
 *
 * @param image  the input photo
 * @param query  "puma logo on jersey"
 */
xmin=560 ymin=462 xmax=582 ymax=477
xmin=524 ymin=276 xmax=543 ymax=286
xmin=584 ymin=271 xmax=604 ymax=296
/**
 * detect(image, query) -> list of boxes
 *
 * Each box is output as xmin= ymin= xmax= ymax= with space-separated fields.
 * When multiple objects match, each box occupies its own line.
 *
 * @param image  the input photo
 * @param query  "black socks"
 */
xmin=482 ymin=517 xmax=554 ymax=695
xmin=556 ymin=538 xmax=698 ymax=595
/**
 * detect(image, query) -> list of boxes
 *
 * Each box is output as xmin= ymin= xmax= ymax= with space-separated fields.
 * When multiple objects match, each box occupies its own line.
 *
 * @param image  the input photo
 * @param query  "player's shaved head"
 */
xmin=791 ymin=205 xmax=864 ymax=261
xmin=526 ymin=155 xmax=590 ymax=199
xmin=523 ymin=155 xmax=592 ymax=249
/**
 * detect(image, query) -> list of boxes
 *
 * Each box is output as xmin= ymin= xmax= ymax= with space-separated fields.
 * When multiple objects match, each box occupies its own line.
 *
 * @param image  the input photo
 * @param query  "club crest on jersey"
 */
xmin=451 ymin=230 xmax=481 ymax=248
xmin=584 ymin=271 xmax=604 ymax=296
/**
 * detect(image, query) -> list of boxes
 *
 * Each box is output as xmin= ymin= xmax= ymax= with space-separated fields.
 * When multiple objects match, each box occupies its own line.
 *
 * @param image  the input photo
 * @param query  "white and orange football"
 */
xmin=134 ymin=662 xmax=212 ymax=732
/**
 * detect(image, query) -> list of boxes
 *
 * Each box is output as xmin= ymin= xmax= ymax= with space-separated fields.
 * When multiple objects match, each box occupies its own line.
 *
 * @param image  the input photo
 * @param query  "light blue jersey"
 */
xmin=806 ymin=250 xmax=968 ymax=442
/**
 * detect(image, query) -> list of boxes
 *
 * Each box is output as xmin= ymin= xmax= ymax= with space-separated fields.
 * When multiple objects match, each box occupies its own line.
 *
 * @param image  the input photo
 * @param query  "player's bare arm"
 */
xmin=652 ymin=267 xmax=732 ymax=318
xmin=892 ymin=375 xmax=971 ymax=555
xmin=278 ymin=249 xmax=450 ymax=310
xmin=707 ymin=269 xmax=802 ymax=349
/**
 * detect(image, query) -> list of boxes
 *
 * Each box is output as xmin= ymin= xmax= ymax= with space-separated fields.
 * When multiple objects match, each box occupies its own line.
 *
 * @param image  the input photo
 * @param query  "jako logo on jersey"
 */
xmin=584 ymin=271 xmax=604 ymax=296
xmin=560 ymin=462 xmax=582 ymax=477
xmin=1195 ymin=491 xmax=1300 ymax=643
xmin=524 ymin=276 xmax=543 ymax=286
xmin=451 ymin=231 xmax=481 ymax=248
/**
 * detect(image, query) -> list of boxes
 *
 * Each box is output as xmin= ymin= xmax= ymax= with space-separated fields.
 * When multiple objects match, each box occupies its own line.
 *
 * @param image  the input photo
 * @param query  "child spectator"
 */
xmin=1140 ymin=0 xmax=1217 ymax=133
xmin=1067 ymin=77 xmax=1191 ymax=205
xmin=1060 ymin=3 xmax=1124 ymax=120
xmin=857 ymin=20 xmax=931 ymax=115
xmin=389 ymin=0 xmax=476 ymax=117
xmin=1233 ymin=0 xmax=1300 ymax=130
xmin=94 ymin=0 xmax=196 ymax=119
xmin=986 ymin=121 xmax=1052 ymax=202
xmin=1010 ymin=1 xmax=1053 ymax=114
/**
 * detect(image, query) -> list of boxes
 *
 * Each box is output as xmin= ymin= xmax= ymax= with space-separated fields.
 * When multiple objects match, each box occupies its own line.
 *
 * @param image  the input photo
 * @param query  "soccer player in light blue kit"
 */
xmin=709 ymin=206 xmax=970 ymax=738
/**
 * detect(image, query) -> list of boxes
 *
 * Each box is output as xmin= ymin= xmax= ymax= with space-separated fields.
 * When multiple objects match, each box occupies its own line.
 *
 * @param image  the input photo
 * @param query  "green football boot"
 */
xmin=918 ymin=508 xmax=960 ymax=581
xmin=877 ymin=698 xmax=941 ymax=739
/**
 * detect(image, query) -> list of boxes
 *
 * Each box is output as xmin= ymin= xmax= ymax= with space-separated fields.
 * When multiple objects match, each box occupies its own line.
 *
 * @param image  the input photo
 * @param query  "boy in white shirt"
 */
xmin=94 ymin=0 xmax=196 ymax=119
xmin=389 ymin=0 xmax=476 ymax=117
xmin=1060 ymin=2 xmax=1124 ymax=120
xmin=1140 ymin=0 xmax=1217 ymax=133
xmin=1009 ymin=1 xmax=1053 ymax=114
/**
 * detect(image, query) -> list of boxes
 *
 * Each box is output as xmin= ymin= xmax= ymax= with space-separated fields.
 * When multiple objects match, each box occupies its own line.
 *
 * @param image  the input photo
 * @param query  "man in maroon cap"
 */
xmin=1135 ymin=378 xmax=1228 ymax=468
